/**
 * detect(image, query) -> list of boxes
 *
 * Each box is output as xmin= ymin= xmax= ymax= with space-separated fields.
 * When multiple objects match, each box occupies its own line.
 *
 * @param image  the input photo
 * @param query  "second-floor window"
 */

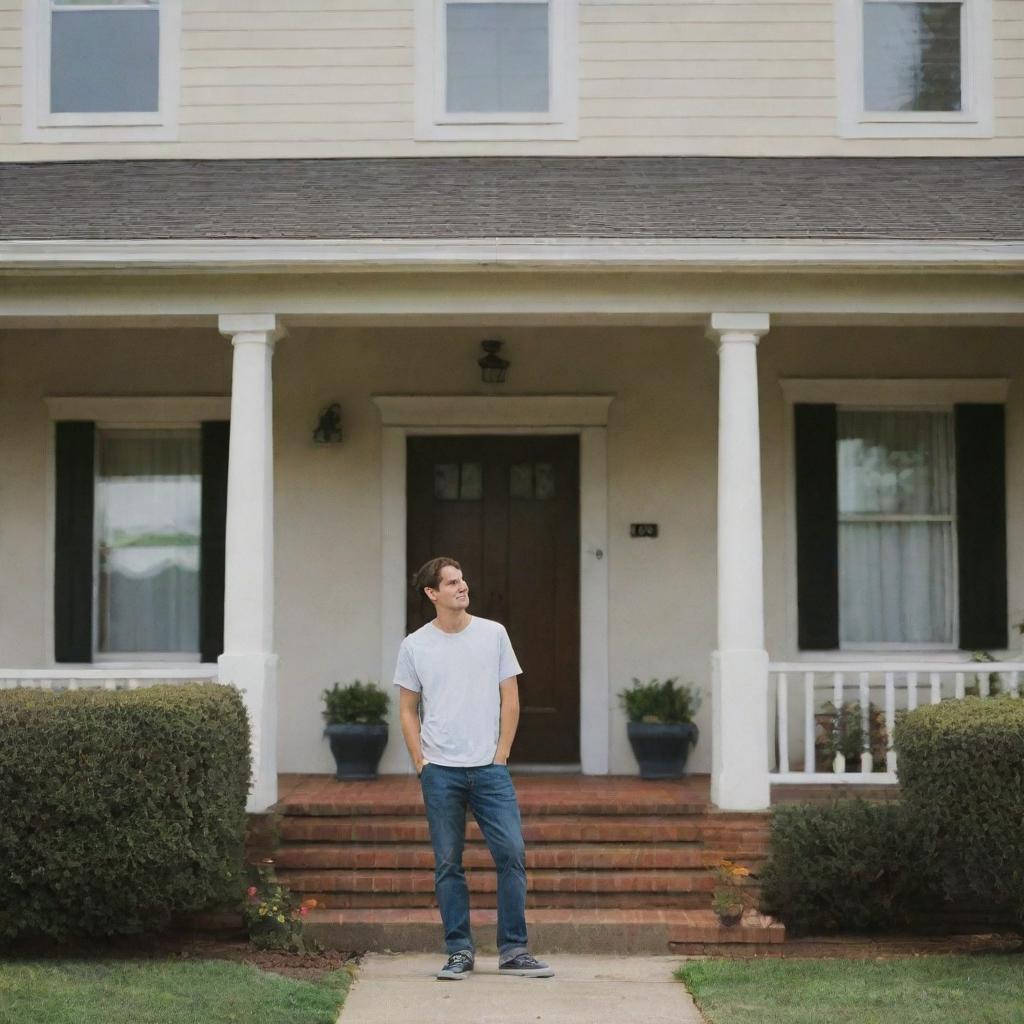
xmin=49 ymin=0 xmax=160 ymax=117
xmin=446 ymin=1 xmax=549 ymax=115
xmin=836 ymin=0 xmax=992 ymax=137
xmin=415 ymin=0 xmax=578 ymax=140
xmin=24 ymin=0 xmax=180 ymax=141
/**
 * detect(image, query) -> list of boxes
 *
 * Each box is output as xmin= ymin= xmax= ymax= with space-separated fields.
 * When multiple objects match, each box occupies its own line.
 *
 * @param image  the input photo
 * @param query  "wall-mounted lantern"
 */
xmin=313 ymin=402 xmax=343 ymax=445
xmin=478 ymin=339 xmax=510 ymax=384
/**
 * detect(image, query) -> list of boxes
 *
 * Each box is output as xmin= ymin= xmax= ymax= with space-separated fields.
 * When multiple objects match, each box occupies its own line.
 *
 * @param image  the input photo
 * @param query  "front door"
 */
xmin=406 ymin=436 xmax=580 ymax=763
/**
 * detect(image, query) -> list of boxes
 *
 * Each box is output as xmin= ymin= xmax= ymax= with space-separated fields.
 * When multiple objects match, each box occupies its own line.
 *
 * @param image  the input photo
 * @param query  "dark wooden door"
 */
xmin=407 ymin=436 xmax=580 ymax=763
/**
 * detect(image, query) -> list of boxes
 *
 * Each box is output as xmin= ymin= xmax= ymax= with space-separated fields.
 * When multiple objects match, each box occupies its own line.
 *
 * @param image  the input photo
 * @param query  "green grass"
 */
xmin=677 ymin=956 xmax=1024 ymax=1024
xmin=0 ymin=958 xmax=353 ymax=1024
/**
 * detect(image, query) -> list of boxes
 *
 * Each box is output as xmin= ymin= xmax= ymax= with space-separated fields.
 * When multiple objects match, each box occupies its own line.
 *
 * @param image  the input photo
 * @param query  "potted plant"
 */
xmin=322 ymin=680 xmax=390 ymax=779
xmin=618 ymin=677 xmax=700 ymax=779
xmin=711 ymin=859 xmax=753 ymax=927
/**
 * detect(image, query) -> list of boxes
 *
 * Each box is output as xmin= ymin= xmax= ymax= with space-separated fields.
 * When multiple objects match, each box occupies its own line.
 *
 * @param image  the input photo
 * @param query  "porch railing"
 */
xmin=0 ymin=667 xmax=220 ymax=692
xmin=769 ymin=660 xmax=1024 ymax=784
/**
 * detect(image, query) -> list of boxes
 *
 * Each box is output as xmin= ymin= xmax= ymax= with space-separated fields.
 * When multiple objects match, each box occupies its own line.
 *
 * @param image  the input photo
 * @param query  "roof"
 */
xmin=1 ymin=156 xmax=1022 ymax=243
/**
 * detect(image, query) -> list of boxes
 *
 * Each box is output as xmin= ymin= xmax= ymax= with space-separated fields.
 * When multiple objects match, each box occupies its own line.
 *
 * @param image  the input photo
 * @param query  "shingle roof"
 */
xmin=1 ymin=156 xmax=1022 ymax=242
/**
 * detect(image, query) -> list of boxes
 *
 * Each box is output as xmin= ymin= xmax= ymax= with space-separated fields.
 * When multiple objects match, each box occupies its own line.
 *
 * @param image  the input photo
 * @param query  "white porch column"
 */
xmin=217 ymin=313 xmax=285 ymax=813
xmin=706 ymin=313 xmax=771 ymax=810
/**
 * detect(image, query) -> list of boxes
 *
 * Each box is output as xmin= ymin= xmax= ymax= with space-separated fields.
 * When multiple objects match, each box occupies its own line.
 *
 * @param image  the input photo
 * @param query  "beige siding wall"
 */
xmin=1 ymin=0 xmax=1021 ymax=162
xmin=3 ymin=322 xmax=1023 ymax=774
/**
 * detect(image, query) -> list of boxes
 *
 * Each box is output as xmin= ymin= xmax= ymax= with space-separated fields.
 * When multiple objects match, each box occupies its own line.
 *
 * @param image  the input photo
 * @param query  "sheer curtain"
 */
xmin=837 ymin=411 xmax=956 ymax=645
xmin=95 ymin=430 xmax=201 ymax=654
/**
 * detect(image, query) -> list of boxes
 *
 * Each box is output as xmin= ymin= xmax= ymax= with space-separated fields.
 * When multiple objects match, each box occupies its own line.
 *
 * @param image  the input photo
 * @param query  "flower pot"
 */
xmin=716 ymin=909 xmax=743 ymax=927
xmin=626 ymin=721 xmax=699 ymax=779
xmin=324 ymin=723 xmax=388 ymax=780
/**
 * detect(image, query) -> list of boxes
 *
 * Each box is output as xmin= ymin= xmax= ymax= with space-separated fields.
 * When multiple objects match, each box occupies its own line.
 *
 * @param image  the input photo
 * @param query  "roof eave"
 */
xmin=2 ymin=237 xmax=1024 ymax=273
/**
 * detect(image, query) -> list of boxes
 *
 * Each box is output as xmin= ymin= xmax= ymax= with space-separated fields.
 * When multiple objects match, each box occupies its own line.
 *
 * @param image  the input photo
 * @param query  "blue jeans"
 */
xmin=419 ymin=762 xmax=528 ymax=963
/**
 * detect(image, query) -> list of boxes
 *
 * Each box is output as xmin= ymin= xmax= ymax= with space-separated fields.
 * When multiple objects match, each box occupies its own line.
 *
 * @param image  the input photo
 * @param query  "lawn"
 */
xmin=677 ymin=955 xmax=1024 ymax=1024
xmin=0 ymin=958 xmax=353 ymax=1024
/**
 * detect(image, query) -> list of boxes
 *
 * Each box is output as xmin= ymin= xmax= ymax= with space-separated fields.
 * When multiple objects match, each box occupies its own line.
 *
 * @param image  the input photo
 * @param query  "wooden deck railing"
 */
xmin=0 ymin=667 xmax=220 ymax=691
xmin=769 ymin=660 xmax=1024 ymax=784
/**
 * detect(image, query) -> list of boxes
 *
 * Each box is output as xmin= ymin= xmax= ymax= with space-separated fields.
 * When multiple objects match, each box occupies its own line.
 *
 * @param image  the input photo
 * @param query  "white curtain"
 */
xmin=837 ymin=411 xmax=956 ymax=645
xmin=96 ymin=430 xmax=201 ymax=654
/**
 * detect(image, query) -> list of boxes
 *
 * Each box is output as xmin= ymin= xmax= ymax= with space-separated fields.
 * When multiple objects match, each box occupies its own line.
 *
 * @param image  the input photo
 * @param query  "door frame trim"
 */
xmin=375 ymin=395 xmax=612 ymax=775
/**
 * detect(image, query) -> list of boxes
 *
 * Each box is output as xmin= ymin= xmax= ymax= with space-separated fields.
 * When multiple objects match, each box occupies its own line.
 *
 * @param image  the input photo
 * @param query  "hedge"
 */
xmin=894 ymin=695 xmax=1024 ymax=928
xmin=758 ymin=799 xmax=940 ymax=935
xmin=0 ymin=683 xmax=250 ymax=942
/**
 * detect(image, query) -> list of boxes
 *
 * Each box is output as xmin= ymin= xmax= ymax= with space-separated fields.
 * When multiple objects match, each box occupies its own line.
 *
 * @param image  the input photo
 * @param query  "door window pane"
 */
xmin=434 ymin=462 xmax=482 ymax=500
xmin=446 ymin=2 xmax=549 ymax=113
xmin=863 ymin=2 xmax=961 ymax=112
xmin=534 ymin=462 xmax=555 ymax=500
xmin=50 ymin=1 xmax=160 ymax=114
xmin=95 ymin=429 xmax=200 ymax=653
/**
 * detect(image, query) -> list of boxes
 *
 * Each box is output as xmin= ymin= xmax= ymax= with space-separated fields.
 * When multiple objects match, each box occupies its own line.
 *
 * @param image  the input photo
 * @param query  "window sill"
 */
xmin=21 ymin=122 xmax=178 ymax=144
xmin=838 ymin=117 xmax=993 ymax=140
xmin=415 ymin=119 xmax=578 ymax=142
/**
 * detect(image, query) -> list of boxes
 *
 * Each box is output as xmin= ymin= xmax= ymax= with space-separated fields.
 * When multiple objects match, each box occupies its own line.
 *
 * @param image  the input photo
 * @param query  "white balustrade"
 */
xmin=0 ymin=667 xmax=220 ymax=692
xmin=770 ymin=660 xmax=1024 ymax=784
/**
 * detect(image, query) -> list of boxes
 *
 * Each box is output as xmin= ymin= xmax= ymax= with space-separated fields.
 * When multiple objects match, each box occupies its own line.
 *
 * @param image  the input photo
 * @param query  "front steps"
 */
xmin=272 ymin=773 xmax=783 ymax=954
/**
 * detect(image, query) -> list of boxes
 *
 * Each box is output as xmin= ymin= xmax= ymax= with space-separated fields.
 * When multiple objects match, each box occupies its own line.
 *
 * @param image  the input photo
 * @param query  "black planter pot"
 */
xmin=626 ymin=721 xmax=699 ymax=779
xmin=324 ymin=723 xmax=389 ymax=780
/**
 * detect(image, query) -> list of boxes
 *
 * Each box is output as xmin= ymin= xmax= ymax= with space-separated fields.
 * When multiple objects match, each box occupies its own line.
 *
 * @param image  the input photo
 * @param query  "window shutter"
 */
xmin=54 ymin=421 xmax=95 ymax=663
xmin=794 ymin=403 xmax=839 ymax=650
xmin=199 ymin=421 xmax=229 ymax=664
xmin=955 ymin=404 xmax=1007 ymax=650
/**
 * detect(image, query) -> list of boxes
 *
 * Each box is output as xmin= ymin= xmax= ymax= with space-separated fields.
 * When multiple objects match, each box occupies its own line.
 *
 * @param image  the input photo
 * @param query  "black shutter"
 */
xmin=199 ymin=421 xmax=230 ymax=664
xmin=794 ymin=403 xmax=839 ymax=650
xmin=955 ymin=404 xmax=1007 ymax=650
xmin=54 ymin=421 xmax=95 ymax=663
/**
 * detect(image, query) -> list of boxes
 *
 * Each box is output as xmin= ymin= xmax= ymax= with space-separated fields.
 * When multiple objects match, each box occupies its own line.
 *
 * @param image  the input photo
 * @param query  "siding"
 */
xmin=0 ymin=0 xmax=1022 ymax=161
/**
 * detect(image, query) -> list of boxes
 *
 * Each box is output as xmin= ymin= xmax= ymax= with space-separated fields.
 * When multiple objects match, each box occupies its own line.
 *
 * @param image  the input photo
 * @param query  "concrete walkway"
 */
xmin=338 ymin=952 xmax=705 ymax=1024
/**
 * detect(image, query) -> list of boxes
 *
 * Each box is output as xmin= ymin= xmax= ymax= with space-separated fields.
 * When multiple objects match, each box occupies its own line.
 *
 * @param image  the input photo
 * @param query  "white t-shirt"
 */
xmin=393 ymin=615 xmax=522 ymax=768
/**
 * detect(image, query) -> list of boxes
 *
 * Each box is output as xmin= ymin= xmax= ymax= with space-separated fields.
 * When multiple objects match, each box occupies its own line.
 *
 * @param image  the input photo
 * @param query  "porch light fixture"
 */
xmin=478 ymin=339 xmax=510 ymax=385
xmin=313 ymin=402 xmax=343 ymax=445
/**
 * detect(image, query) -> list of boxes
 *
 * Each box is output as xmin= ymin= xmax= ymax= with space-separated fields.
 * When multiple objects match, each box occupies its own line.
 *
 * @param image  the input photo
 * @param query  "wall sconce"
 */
xmin=478 ymin=339 xmax=510 ymax=384
xmin=313 ymin=402 xmax=343 ymax=445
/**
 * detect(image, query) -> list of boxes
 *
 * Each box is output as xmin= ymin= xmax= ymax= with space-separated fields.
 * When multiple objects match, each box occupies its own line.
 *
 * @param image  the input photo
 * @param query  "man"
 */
xmin=394 ymin=556 xmax=554 ymax=981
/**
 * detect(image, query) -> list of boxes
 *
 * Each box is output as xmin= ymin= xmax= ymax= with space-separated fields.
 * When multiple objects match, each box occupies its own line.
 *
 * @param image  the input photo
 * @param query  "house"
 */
xmin=2 ymin=0 xmax=1023 ymax=819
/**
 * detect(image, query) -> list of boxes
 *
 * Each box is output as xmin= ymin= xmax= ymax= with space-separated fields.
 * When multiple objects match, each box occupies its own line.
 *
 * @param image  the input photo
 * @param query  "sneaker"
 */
xmin=437 ymin=950 xmax=474 ymax=980
xmin=498 ymin=953 xmax=554 ymax=978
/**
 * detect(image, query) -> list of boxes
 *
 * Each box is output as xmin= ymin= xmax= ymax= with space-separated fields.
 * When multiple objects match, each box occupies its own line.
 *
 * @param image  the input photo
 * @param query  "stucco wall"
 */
xmin=2 ymin=321 xmax=1022 ymax=775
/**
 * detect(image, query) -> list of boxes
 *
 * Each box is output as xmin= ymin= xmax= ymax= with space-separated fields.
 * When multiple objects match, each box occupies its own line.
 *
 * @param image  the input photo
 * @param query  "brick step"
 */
xmin=274 ymin=842 xmax=720 ymax=871
xmin=279 ymin=814 xmax=707 ymax=845
xmin=304 ymin=907 xmax=783 ymax=954
xmin=298 ymin=891 xmax=714 ymax=910
xmin=277 ymin=781 xmax=708 ymax=819
xmin=276 ymin=867 xmax=716 ymax=896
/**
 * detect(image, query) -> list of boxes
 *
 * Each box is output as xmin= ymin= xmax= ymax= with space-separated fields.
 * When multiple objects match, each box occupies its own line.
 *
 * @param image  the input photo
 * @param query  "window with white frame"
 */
xmin=94 ymin=428 xmax=201 ymax=658
xmin=23 ymin=0 xmax=180 ymax=141
xmin=835 ymin=0 xmax=992 ymax=137
xmin=837 ymin=410 xmax=957 ymax=647
xmin=415 ymin=0 xmax=578 ymax=140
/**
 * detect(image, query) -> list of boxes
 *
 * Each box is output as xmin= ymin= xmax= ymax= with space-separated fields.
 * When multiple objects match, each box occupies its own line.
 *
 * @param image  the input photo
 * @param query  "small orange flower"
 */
xmin=301 ymin=898 xmax=318 ymax=909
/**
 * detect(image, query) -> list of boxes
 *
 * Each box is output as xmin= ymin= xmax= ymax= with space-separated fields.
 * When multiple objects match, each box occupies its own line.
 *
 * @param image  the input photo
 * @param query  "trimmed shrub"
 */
xmin=759 ymin=800 xmax=940 ymax=935
xmin=0 ymin=683 xmax=250 ymax=942
xmin=895 ymin=695 xmax=1024 ymax=928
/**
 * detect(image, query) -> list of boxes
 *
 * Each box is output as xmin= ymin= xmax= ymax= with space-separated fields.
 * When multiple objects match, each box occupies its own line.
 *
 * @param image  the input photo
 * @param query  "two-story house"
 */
xmin=1 ymin=0 xmax=1022 ymax=818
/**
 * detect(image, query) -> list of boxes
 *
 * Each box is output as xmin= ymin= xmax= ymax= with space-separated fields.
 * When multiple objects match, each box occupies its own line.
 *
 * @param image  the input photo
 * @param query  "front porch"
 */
xmin=1 ymin=261 xmax=1023 ymax=814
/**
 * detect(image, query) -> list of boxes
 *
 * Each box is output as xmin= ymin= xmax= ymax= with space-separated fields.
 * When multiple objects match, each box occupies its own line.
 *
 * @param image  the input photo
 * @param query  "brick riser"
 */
xmin=271 ymin=774 xmax=780 ymax=952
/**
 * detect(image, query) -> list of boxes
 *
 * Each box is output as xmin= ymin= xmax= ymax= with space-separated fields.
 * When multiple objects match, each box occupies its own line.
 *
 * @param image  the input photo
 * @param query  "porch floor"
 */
xmin=275 ymin=772 xmax=900 ymax=813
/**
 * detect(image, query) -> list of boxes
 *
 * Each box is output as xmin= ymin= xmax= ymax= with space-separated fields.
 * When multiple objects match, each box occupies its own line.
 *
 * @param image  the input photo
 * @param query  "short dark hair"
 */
xmin=412 ymin=556 xmax=462 ymax=595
